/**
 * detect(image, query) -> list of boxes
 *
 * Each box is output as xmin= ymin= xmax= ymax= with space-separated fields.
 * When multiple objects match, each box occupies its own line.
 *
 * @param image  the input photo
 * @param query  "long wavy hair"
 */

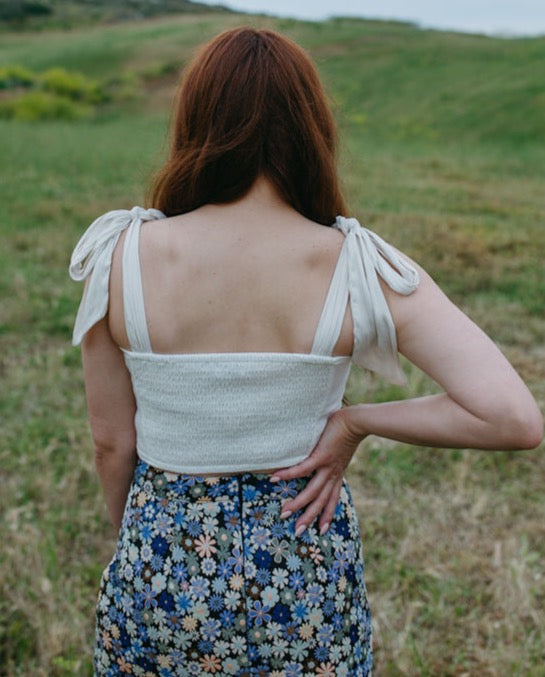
xmin=148 ymin=27 xmax=347 ymax=225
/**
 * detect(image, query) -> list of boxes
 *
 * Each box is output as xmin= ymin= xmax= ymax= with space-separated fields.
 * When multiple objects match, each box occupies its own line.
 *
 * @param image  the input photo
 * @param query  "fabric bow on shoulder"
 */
xmin=69 ymin=206 xmax=165 ymax=346
xmin=334 ymin=216 xmax=419 ymax=385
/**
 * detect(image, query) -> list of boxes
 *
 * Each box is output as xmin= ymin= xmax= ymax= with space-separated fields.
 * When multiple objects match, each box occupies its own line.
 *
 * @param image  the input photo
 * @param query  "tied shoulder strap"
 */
xmin=69 ymin=206 xmax=165 ymax=346
xmin=333 ymin=216 xmax=419 ymax=385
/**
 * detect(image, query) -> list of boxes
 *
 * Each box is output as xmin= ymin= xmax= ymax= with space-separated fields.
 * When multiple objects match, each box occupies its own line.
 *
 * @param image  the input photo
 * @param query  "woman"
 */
xmin=69 ymin=27 xmax=543 ymax=675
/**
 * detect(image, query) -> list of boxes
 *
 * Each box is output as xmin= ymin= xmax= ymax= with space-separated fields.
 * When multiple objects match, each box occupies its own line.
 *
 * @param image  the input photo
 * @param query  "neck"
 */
xmin=241 ymin=175 xmax=288 ymax=209
xmin=198 ymin=174 xmax=301 ymax=225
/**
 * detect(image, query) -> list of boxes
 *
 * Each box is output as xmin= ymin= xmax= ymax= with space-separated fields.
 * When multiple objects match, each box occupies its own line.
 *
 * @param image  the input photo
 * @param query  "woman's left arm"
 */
xmin=81 ymin=317 xmax=137 ymax=532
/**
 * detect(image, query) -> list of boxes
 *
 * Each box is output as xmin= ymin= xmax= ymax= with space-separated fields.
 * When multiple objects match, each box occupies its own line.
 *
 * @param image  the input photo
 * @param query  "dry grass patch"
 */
xmin=1 ymin=339 xmax=112 ymax=674
xmin=346 ymin=444 xmax=545 ymax=676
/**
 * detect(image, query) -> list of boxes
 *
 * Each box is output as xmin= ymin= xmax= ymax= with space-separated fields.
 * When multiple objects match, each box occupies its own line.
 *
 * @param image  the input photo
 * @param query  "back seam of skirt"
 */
xmin=239 ymin=475 xmax=250 ymax=667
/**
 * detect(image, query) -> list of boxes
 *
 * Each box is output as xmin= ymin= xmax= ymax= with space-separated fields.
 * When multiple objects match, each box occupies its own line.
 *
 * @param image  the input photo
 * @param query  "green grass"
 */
xmin=1 ymin=11 xmax=544 ymax=676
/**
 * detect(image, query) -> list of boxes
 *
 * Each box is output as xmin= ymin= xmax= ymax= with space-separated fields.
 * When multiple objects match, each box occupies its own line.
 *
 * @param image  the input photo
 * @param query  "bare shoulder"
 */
xmin=297 ymin=218 xmax=346 ymax=268
xmin=138 ymin=207 xmax=346 ymax=268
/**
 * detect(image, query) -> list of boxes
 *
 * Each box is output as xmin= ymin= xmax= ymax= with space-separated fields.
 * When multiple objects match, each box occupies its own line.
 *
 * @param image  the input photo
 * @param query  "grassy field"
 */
xmin=1 ymin=11 xmax=544 ymax=676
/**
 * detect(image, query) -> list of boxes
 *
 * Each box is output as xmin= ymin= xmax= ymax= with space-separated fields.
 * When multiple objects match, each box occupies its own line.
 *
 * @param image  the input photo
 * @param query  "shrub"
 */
xmin=0 ymin=65 xmax=36 ymax=89
xmin=104 ymin=72 xmax=141 ymax=102
xmin=39 ymin=67 xmax=105 ymax=104
xmin=0 ymin=0 xmax=52 ymax=21
xmin=0 ymin=91 xmax=92 ymax=121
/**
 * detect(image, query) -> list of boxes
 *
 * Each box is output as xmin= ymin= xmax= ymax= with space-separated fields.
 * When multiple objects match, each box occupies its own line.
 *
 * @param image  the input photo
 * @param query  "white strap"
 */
xmin=330 ymin=217 xmax=419 ymax=385
xmin=122 ymin=217 xmax=153 ymax=353
xmin=69 ymin=206 xmax=165 ymax=346
xmin=311 ymin=242 xmax=350 ymax=355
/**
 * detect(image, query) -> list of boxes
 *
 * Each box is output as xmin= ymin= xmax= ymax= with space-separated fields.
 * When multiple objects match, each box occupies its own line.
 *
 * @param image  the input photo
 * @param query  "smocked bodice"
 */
xmin=69 ymin=207 xmax=418 ymax=473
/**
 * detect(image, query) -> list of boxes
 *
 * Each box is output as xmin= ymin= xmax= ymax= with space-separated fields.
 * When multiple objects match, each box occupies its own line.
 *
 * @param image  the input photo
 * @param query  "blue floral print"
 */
xmin=94 ymin=459 xmax=372 ymax=675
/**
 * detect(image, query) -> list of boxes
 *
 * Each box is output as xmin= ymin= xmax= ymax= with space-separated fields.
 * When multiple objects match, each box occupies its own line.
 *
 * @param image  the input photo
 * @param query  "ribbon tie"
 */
xmin=69 ymin=206 xmax=165 ymax=345
xmin=335 ymin=216 xmax=419 ymax=385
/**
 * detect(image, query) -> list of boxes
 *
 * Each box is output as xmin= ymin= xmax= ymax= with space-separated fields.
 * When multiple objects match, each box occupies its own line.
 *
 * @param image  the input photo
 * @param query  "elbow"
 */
xmin=497 ymin=402 xmax=544 ymax=450
xmin=94 ymin=444 xmax=137 ymax=476
xmin=516 ymin=412 xmax=544 ymax=450
xmin=93 ymin=433 xmax=136 ymax=460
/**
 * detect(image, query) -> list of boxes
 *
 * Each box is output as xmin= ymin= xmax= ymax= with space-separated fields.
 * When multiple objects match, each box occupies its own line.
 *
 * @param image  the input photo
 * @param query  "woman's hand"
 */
xmin=270 ymin=408 xmax=365 ymax=535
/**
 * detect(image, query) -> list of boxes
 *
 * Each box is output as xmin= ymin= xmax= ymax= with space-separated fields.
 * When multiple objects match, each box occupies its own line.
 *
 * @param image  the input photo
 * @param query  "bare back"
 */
xmin=108 ymin=191 xmax=355 ymax=358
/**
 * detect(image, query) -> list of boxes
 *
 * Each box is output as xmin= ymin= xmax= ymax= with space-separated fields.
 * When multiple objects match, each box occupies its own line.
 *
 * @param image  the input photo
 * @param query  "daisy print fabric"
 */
xmin=94 ymin=458 xmax=372 ymax=676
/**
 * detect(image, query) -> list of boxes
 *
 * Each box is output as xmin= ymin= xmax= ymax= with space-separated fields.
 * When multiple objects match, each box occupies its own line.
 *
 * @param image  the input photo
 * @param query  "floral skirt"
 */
xmin=94 ymin=458 xmax=372 ymax=676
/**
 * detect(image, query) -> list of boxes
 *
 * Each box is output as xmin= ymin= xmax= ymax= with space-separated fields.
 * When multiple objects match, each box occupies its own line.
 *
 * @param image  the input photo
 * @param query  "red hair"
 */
xmin=148 ymin=27 xmax=347 ymax=225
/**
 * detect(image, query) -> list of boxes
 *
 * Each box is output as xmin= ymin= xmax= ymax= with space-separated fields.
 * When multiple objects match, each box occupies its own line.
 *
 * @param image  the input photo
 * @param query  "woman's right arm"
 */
xmin=343 ymin=263 xmax=543 ymax=450
xmin=271 ymin=263 xmax=543 ymax=535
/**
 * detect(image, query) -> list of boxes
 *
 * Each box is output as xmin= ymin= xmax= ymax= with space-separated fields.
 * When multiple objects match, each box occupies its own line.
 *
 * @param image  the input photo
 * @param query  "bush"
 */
xmin=0 ymin=0 xmax=52 ymax=21
xmin=0 ymin=91 xmax=92 ymax=121
xmin=40 ymin=67 xmax=105 ymax=104
xmin=0 ymin=65 xmax=36 ymax=89
xmin=103 ymin=72 xmax=141 ymax=102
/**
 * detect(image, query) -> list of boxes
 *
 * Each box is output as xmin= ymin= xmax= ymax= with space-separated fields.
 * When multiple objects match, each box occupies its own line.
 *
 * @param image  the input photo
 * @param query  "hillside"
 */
xmin=2 ymin=13 xmax=544 ymax=145
xmin=0 ymin=0 xmax=233 ymax=28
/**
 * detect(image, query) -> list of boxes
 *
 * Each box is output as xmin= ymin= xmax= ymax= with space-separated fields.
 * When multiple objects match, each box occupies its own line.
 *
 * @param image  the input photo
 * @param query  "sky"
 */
xmin=200 ymin=0 xmax=545 ymax=36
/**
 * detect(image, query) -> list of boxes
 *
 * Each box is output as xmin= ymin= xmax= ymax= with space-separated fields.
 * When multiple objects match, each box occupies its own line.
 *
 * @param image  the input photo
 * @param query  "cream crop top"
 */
xmin=69 ymin=206 xmax=419 ymax=474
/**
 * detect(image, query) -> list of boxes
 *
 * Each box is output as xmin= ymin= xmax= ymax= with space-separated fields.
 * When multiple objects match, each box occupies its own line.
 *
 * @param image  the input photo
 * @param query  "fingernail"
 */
xmin=295 ymin=524 xmax=306 ymax=537
xmin=270 ymin=475 xmax=281 ymax=483
xmin=280 ymin=510 xmax=292 ymax=520
xmin=320 ymin=522 xmax=330 ymax=535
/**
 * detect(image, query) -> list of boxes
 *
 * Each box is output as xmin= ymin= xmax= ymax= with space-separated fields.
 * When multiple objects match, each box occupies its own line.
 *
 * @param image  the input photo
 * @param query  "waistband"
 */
xmin=131 ymin=457 xmax=309 ymax=504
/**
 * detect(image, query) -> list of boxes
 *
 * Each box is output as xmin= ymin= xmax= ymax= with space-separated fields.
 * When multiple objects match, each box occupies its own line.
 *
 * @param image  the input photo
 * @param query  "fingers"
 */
xmin=285 ymin=477 xmax=343 ymax=536
xmin=269 ymin=453 xmax=319 ymax=482
xmin=291 ymin=476 xmax=336 ymax=535
xmin=280 ymin=469 xmax=328 ymax=516
xmin=317 ymin=481 xmax=342 ymax=534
